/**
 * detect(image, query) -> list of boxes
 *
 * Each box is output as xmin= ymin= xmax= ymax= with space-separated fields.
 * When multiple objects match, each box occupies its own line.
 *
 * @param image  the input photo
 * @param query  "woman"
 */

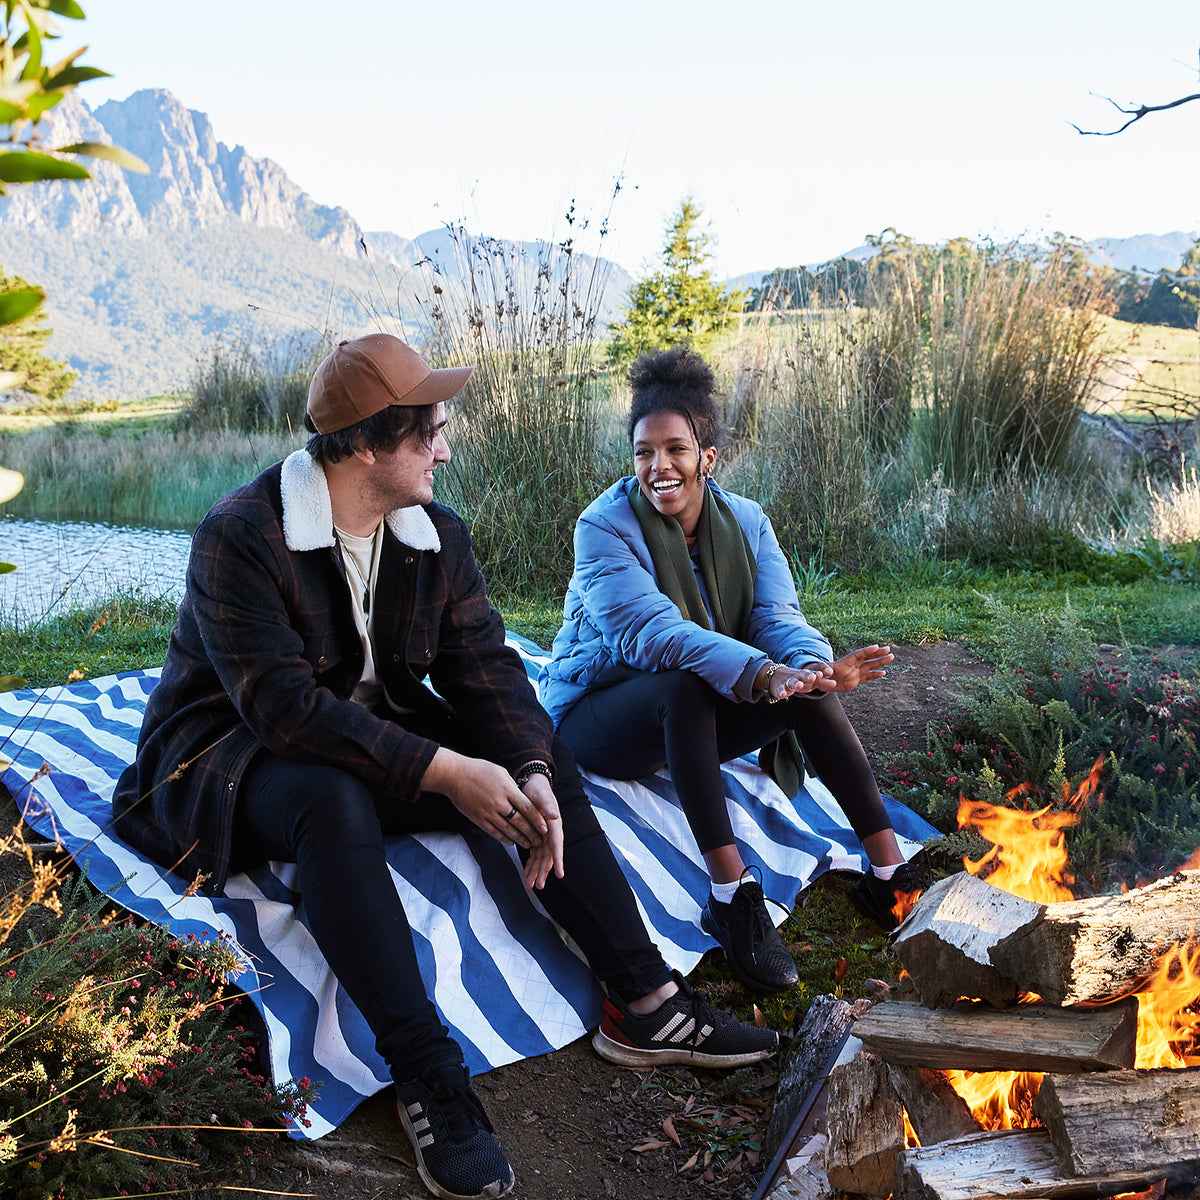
xmin=539 ymin=346 xmax=921 ymax=994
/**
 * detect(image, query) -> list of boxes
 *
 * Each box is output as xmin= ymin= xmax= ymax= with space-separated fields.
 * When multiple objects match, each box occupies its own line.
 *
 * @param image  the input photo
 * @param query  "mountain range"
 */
xmin=0 ymin=90 xmax=633 ymax=399
xmin=0 ymin=89 xmax=1194 ymax=400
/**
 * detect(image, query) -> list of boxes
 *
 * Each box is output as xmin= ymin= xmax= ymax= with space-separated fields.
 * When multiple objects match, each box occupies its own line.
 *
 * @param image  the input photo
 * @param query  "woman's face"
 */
xmin=632 ymin=411 xmax=718 ymax=538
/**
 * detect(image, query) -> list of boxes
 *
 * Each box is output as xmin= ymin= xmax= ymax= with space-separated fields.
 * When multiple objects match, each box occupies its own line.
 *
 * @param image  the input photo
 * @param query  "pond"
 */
xmin=0 ymin=518 xmax=194 ymax=623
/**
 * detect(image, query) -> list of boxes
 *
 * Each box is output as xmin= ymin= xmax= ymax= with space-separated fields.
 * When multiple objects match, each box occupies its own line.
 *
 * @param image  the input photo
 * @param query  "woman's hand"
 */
xmin=756 ymin=660 xmax=833 ymax=703
xmin=810 ymin=645 xmax=893 ymax=693
xmin=519 ymin=772 xmax=564 ymax=890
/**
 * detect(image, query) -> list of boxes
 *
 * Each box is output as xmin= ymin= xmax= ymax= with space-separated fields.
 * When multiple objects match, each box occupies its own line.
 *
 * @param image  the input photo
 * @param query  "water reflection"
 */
xmin=0 ymin=518 xmax=193 ymax=622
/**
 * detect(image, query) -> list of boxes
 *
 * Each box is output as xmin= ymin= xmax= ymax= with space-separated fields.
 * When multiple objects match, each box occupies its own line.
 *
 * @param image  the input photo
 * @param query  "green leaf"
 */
xmin=0 ymin=675 xmax=27 ymax=693
xmin=0 ymin=562 xmax=16 ymax=575
xmin=17 ymin=14 xmax=42 ymax=79
xmin=56 ymin=140 xmax=148 ymax=173
xmin=0 ymin=149 xmax=90 ymax=182
xmin=0 ymin=285 xmax=44 ymax=325
xmin=0 ymin=99 xmax=23 ymax=122
xmin=43 ymin=64 xmax=110 ymax=88
xmin=46 ymin=0 xmax=87 ymax=17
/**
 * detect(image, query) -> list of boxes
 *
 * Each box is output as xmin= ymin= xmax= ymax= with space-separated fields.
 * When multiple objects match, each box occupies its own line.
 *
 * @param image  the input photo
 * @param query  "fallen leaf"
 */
xmin=752 ymin=1003 xmax=766 ymax=1027
xmin=703 ymin=1165 xmax=716 ymax=1183
xmin=632 ymin=1140 xmax=669 ymax=1152
xmin=727 ymin=1152 xmax=744 ymax=1174
xmin=683 ymin=1095 xmax=695 ymax=1114
xmin=834 ymin=955 xmax=848 ymax=983
xmin=679 ymin=1151 xmax=699 ymax=1173
xmin=662 ymin=1115 xmax=681 ymax=1146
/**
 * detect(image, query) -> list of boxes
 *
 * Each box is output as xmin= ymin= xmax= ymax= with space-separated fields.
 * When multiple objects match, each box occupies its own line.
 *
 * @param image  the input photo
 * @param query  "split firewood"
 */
xmin=886 ymin=1064 xmax=980 ymax=1144
xmin=892 ymin=873 xmax=1039 ymax=1008
xmin=856 ymin=999 xmax=1137 ymax=1072
xmin=824 ymin=1051 xmax=905 ymax=1197
xmin=765 ymin=1133 xmax=832 ymax=1200
xmin=1034 ymin=1067 xmax=1200 ymax=1178
xmin=895 ymin=1127 xmax=1163 ymax=1200
xmin=764 ymin=994 xmax=856 ymax=1159
xmin=989 ymin=870 xmax=1200 ymax=1005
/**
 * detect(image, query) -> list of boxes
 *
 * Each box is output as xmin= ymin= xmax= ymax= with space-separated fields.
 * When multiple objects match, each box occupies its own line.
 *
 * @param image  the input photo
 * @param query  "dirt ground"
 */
xmin=233 ymin=640 xmax=992 ymax=1200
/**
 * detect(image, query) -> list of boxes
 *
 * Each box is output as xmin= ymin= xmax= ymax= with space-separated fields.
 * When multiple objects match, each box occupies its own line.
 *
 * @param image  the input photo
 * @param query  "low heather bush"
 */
xmin=881 ymin=599 xmax=1199 ymax=890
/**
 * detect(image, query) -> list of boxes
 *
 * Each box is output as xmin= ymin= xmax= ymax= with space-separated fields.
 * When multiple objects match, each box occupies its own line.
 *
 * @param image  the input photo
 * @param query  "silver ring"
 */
xmin=504 ymin=805 xmax=517 ymax=821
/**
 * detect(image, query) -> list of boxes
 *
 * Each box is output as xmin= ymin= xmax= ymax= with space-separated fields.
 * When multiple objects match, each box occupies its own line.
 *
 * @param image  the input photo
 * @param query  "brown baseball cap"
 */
xmin=306 ymin=334 xmax=474 ymax=434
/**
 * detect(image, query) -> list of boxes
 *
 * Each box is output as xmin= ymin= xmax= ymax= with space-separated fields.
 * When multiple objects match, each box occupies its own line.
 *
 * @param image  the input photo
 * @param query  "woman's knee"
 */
xmin=656 ymin=669 xmax=718 ymax=720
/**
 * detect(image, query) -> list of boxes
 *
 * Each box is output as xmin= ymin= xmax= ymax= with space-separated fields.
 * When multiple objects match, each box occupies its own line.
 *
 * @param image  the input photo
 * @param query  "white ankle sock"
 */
xmin=871 ymin=862 xmax=902 ymax=880
xmin=710 ymin=878 xmax=743 ymax=904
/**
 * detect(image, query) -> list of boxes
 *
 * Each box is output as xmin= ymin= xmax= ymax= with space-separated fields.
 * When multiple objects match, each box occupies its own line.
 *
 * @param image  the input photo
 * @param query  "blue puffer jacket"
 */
xmin=538 ymin=477 xmax=833 ymax=727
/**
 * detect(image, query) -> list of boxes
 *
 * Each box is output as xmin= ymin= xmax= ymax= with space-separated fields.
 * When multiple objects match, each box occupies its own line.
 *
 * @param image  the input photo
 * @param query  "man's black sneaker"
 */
xmin=592 ymin=970 xmax=779 ymax=1068
xmin=849 ymin=861 xmax=927 ymax=932
xmin=394 ymin=1062 xmax=515 ymax=1200
xmin=700 ymin=874 xmax=799 ymax=993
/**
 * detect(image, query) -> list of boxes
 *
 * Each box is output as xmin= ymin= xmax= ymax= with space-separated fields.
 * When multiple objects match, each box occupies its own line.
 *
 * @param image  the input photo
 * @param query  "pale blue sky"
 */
xmin=75 ymin=0 xmax=1199 ymax=276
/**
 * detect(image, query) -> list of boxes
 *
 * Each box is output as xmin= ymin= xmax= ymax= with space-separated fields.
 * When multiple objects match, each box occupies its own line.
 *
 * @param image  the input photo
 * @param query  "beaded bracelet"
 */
xmin=762 ymin=661 xmax=784 ymax=704
xmin=514 ymin=760 xmax=554 ymax=788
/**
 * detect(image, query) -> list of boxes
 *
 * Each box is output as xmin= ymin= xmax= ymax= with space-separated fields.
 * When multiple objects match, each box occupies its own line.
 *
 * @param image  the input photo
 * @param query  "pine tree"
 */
xmin=609 ymin=196 xmax=745 ymax=360
xmin=0 ymin=272 xmax=77 ymax=401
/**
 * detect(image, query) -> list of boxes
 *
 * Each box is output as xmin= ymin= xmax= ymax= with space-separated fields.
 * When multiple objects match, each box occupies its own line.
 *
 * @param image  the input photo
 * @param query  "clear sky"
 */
xmin=74 ymin=0 xmax=1200 ymax=277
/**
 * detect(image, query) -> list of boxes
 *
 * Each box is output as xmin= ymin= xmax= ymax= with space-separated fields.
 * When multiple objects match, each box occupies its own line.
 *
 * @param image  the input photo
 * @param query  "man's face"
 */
xmin=364 ymin=402 xmax=451 ymax=511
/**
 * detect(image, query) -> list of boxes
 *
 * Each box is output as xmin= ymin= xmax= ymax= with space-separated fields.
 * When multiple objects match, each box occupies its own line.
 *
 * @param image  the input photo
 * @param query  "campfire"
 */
xmin=814 ymin=761 xmax=1200 ymax=1200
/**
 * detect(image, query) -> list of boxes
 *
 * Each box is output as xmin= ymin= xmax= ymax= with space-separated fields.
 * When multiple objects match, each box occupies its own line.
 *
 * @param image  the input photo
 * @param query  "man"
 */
xmin=113 ymin=333 xmax=777 ymax=1200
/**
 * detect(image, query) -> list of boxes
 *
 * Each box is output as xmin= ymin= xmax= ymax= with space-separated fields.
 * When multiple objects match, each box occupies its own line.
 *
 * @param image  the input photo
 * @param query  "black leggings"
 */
xmin=558 ymin=670 xmax=892 ymax=855
xmin=231 ymin=732 xmax=671 ymax=1083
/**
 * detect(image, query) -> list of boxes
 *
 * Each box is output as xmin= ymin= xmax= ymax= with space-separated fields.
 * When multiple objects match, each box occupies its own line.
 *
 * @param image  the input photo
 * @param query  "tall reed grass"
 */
xmin=411 ymin=217 xmax=626 ymax=596
xmin=0 ymin=427 xmax=301 ymax=527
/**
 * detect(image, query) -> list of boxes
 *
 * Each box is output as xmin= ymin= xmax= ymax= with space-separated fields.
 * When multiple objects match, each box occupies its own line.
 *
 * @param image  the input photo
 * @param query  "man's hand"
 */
xmin=420 ymin=747 xmax=548 ymax=850
xmin=519 ymin=772 xmax=564 ymax=890
xmin=809 ymin=645 xmax=893 ymax=693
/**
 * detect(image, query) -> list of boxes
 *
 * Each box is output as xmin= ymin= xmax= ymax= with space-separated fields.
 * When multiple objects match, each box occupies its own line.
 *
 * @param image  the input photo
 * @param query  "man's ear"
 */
xmin=352 ymin=441 xmax=377 ymax=467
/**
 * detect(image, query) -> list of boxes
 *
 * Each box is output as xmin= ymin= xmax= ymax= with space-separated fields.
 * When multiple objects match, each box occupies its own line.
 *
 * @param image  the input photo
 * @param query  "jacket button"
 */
xmin=392 ymin=653 xmax=401 ymax=663
xmin=318 ymin=655 xmax=327 ymax=668
xmin=425 ymin=649 xmax=433 ymax=659
xmin=405 ymin=555 xmax=414 ymax=565
xmin=228 ymin=782 xmax=235 ymax=791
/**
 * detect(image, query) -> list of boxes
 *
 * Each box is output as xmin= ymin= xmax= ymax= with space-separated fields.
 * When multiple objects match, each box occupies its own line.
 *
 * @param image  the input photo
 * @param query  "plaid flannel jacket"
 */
xmin=111 ymin=454 xmax=554 ymax=894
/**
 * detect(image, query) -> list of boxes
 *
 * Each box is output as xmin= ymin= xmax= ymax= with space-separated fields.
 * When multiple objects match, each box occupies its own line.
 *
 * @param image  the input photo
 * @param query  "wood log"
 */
xmin=1034 ymin=1067 xmax=1200 ymax=1178
xmin=895 ymin=1128 xmax=1163 ymax=1200
xmin=892 ymin=873 xmax=1039 ymax=1008
xmin=764 ymin=994 xmax=856 ymax=1159
xmin=764 ymin=1133 xmax=832 ymax=1200
xmin=856 ymin=999 xmax=1137 ymax=1072
xmin=824 ymin=1051 xmax=905 ymax=1197
xmin=886 ymin=1064 xmax=980 ymax=1144
xmin=990 ymin=870 xmax=1200 ymax=1005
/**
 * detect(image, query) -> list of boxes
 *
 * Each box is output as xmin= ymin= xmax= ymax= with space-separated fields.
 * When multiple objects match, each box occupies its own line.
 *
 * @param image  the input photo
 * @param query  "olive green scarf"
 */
xmin=629 ymin=484 xmax=805 ymax=797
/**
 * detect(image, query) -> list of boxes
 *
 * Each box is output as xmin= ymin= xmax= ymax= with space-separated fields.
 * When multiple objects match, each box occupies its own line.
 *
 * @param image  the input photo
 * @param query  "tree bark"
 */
xmin=1034 ymin=1067 xmax=1200 ymax=1178
xmin=764 ymin=994 xmax=856 ymax=1159
xmin=892 ymin=873 xmax=1039 ymax=1008
xmin=825 ymin=1050 xmax=905 ymax=1198
xmin=886 ymin=1064 xmax=981 ymax=1145
xmin=989 ymin=870 xmax=1200 ymax=1005
xmin=855 ymin=999 xmax=1137 ymax=1072
xmin=896 ymin=1128 xmax=1163 ymax=1200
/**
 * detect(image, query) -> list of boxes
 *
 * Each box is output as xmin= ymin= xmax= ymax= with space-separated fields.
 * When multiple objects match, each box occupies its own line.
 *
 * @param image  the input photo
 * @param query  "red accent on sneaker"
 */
xmin=600 ymin=999 xmax=639 ymax=1048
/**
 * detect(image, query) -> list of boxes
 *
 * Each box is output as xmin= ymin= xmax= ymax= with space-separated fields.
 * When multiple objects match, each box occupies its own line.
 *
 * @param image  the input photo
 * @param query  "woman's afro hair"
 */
xmin=627 ymin=345 xmax=724 ymax=451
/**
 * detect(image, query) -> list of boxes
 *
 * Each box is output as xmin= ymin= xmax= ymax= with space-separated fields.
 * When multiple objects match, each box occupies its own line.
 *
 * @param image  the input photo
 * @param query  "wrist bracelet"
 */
xmin=514 ymin=761 xmax=554 ymax=788
xmin=762 ymin=661 xmax=783 ymax=704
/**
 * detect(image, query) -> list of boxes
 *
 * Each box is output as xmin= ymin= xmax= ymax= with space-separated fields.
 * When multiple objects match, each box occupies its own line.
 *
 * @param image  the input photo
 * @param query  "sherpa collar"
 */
xmin=278 ymin=449 xmax=442 ymax=554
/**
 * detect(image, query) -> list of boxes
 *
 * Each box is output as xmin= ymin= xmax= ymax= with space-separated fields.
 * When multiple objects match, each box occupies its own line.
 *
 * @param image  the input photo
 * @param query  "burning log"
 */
xmin=895 ymin=1128 xmax=1164 ymax=1200
xmin=855 ymin=1000 xmax=1138 ymax=1073
xmin=892 ymin=873 xmax=1039 ymax=1008
xmin=824 ymin=1051 xmax=905 ymax=1197
xmin=886 ymin=1064 xmax=980 ymax=1144
xmin=1034 ymin=1067 xmax=1200 ymax=1178
xmin=989 ymin=871 xmax=1200 ymax=1005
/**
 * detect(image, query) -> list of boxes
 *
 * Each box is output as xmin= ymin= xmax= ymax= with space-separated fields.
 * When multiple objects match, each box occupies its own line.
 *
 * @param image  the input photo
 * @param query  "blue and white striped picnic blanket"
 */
xmin=0 ymin=635 xmax=935 ymax=1139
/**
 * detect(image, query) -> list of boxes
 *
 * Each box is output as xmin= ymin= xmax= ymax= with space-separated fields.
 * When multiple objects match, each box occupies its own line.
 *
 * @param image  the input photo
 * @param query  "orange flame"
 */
xmin=1133 ymin=938 xmax=1200 ymax=1069
xmin=892 ymin=886 xmax=924 ymax=926
xmin=942 ymin=1069 xmax=1041 ymax=1131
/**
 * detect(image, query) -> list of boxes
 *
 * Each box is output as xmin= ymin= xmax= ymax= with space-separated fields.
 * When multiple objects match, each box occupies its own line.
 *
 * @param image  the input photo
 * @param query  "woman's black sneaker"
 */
xmin=849 ymin=861 xmax=927 ymax=931
xmin=700 ymin=874 xmax=799 ymax=993
xmin=592 ymin=970 xmax=779 ymax=1068
xmin=395 ymin=1062 xmax=515 ymax=1200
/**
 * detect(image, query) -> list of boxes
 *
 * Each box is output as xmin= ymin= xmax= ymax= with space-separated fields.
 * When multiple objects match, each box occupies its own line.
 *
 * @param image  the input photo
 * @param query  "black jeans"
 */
xmin=558 ymin=670 xmax=892 ymax=854
xmin=232 ymin=730 xmax=671 ymax=1083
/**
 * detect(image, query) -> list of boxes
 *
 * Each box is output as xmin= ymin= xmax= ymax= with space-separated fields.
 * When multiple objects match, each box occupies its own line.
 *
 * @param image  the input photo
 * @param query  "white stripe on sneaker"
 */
xmin=669 ymin=1018 xmax=696 ymax=1043
xmin=651 ymin=1012 xmax=687 ymax=1043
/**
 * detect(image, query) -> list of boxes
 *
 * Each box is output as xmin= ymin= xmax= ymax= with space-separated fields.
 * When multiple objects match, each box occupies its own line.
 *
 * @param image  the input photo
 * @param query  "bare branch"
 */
xmin=1072 ymin=90 xmax=1200 ymax=136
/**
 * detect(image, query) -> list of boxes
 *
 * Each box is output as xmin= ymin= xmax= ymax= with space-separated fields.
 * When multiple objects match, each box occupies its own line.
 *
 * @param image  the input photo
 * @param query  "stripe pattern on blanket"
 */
xmin=0 ymin=635 xmax=936 ymax=1139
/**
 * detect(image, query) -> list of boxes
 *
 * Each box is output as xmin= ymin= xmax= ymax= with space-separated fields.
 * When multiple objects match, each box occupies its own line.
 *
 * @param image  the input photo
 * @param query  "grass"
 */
xmin=0 ymin=393 xmax=187 ymax=437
